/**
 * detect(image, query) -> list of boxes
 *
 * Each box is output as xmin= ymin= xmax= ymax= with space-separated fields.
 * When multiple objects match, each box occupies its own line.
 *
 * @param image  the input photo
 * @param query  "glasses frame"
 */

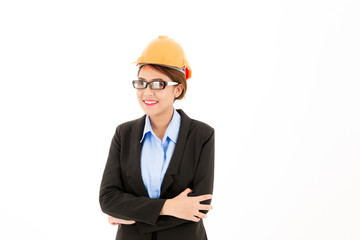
xmin=132 ymin=80 xmax=179 ymax=90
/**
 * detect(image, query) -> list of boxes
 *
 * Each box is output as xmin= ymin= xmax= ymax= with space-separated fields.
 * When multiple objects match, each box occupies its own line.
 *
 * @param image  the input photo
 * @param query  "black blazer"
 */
xmin=99 ymin=109 xmax=215 ymax=240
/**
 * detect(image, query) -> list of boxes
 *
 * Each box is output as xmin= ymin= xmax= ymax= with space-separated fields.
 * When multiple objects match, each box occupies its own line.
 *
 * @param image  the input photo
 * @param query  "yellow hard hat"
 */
xmin=135 ymin=36 xmax=192 ymax=80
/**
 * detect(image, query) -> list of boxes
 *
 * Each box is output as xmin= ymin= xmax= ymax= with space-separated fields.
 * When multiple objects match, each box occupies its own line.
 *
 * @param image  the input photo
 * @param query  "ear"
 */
xmin=174 ymin=84 xmax=184 ymax=98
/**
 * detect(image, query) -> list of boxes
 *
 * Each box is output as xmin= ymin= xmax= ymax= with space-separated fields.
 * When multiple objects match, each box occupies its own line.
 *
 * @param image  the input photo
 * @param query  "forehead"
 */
xmin=138 ymin=65 xmax=172 ymax=81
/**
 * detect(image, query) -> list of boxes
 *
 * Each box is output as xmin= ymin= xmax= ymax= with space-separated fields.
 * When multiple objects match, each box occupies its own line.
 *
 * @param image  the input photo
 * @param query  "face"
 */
xmin=136 ymin=65 xmax=183 ymax=118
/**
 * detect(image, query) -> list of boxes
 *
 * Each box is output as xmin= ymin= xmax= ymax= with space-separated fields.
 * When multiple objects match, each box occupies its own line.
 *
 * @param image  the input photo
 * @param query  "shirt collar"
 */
xmin=140 ymin=109 xmax=181 ymax=144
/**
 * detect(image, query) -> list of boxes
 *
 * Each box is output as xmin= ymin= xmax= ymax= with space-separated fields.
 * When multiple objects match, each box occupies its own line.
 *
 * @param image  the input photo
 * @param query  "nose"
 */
xmin=143 ymin=83 xmax=154 ymax=95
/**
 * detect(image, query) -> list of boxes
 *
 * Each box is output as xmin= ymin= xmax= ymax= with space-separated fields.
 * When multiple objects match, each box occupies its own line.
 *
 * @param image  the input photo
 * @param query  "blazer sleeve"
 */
xmin=189 ymin=127 xmax=215 ymax=203
xmin=136 ymin=127 xmax=215 ymax=234
xmin=99 ymin=125 xmax=166 ymax=226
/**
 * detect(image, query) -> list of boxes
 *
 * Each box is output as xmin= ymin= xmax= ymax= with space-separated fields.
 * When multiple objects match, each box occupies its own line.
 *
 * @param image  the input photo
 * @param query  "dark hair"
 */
xmin=138 ymin=64 xmax=187 ymax=100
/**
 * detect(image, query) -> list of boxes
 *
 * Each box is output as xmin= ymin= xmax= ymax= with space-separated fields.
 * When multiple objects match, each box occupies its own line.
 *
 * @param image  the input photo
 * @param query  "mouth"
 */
xmin=143 ymin=100 xmax=158 ymax=106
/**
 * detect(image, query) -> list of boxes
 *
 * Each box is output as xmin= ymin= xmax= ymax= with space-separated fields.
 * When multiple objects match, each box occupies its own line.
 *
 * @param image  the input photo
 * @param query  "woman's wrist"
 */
xmin=160 ymin=199 xmax=172 ymax=216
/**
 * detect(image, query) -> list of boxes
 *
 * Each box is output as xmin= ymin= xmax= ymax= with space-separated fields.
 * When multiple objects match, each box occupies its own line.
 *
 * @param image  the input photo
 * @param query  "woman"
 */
xmin=99 ymin=36 xmax=215 ymax=240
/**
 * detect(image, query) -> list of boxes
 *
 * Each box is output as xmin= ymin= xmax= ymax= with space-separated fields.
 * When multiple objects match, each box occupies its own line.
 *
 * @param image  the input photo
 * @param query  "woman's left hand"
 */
xmin=108 ymin=215 xmax=136 ymax=225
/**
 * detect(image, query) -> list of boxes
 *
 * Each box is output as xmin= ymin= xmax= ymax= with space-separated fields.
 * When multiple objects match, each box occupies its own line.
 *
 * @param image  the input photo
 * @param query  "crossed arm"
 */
xmin=100 ymin=126 xmax=215 ymax=233
xmin=108 ymin=188 xmax=212 ymax=225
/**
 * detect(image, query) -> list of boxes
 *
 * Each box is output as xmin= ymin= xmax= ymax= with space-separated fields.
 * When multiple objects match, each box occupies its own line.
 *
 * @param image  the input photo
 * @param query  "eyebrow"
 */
xmin=138 ymin=77 xmax=165 ymax=82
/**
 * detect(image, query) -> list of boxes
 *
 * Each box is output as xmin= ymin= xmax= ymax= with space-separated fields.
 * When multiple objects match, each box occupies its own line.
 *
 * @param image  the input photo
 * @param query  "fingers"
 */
xmin=108 ymin=215 xmax=135 ymax=225
xmin=122 ymin=220 xmax=136 ymax=225
xmin=190 ymin=216 xmax=201 ymax=222
xmin=181 ymin=188 xmax=193 ymax=196
xmin=196 ymin=194 xmax=213 ymax=202
xmin=108 ymin=215 xmax=115 ymax=224
xmin=195 ymin=211 xmax=207 ymax=219
xmin=190 ymin=192 xmax=213 ymax=212
xmin=181 ymin=189 xmax=212 ymax=203
xmin=188 ymin=212 xmax=207 ymax=222
xmin=197 ymin=204 xmax=213 ymax=211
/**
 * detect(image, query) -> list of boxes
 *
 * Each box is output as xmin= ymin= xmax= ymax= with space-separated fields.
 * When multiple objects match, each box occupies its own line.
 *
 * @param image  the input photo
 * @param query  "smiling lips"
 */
xmin=143 ymin=100 xmax=158 ymax=106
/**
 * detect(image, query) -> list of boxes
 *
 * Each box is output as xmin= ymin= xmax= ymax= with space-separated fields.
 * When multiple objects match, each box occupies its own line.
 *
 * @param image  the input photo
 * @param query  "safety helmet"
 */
xmin=135 ymin=36 xmax=192 ymax=80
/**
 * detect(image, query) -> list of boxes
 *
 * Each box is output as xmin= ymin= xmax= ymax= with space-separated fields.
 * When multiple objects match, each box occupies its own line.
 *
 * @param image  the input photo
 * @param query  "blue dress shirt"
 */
xmin=140 ymin=109 xmax=181 ymax=198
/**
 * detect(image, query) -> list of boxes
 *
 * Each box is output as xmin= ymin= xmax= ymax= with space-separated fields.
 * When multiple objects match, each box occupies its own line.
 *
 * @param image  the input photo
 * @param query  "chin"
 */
xmin=140 ymin=105 xmax=159 ymax=116
xmin=141 ymin=105 xmax=173 ymax=118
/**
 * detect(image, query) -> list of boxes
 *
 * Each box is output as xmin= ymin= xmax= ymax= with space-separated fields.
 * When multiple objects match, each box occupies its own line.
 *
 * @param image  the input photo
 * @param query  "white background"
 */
xmin=1 ymin=0 xmax=360 ymax=239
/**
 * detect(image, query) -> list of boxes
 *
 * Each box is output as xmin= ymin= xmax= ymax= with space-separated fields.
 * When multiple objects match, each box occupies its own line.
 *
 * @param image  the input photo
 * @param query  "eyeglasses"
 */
xmin=132 ymin=80 xmax=179 ymax=90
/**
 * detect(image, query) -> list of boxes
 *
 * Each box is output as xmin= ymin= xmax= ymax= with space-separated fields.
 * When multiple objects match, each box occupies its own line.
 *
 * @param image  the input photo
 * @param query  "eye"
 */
xmin=152 ymin=81 xmax=165 ymax=89
xmin=133 ymin=80 xmax=147 ymax=89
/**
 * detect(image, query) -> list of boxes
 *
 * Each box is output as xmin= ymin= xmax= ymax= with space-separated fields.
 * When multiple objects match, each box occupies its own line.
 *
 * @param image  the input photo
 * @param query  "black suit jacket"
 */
xmin=99 ymin=109 xmax=215 ymax=240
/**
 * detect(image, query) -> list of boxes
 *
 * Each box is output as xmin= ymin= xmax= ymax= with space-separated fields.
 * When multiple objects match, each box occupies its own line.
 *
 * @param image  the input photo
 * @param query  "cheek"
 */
xmin=161 ymin=90 xmax=176 ymax=102
xmin=136 ymin=90 xmax=143 ymax=100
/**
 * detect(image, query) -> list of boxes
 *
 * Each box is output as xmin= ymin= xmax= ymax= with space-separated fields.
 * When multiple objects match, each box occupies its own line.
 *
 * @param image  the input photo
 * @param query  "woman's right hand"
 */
xmin=160 ymin=188 xmax=213 ymax=222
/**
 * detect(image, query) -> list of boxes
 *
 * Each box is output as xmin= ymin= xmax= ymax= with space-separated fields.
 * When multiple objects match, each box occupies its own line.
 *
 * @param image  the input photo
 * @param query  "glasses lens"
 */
xmin=151 ymin=81 xmax=165 ymax=90
xmin=133 ymin=80 xmax=146 ymax=89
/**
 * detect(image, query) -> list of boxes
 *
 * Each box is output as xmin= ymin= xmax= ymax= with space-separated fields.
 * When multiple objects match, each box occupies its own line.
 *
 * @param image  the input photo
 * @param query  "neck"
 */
xmin=149 ymin=108 xmax=174 ymax=140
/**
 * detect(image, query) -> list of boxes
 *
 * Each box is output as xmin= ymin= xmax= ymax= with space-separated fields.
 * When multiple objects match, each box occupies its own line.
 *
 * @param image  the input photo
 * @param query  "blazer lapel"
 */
xmin=160 ymin=109 xmax=191 ymax=197
xmin=126 ymin=115 xmax=150 ymax=197
xmin=125 ymin=110 xmax=192 ymax=198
